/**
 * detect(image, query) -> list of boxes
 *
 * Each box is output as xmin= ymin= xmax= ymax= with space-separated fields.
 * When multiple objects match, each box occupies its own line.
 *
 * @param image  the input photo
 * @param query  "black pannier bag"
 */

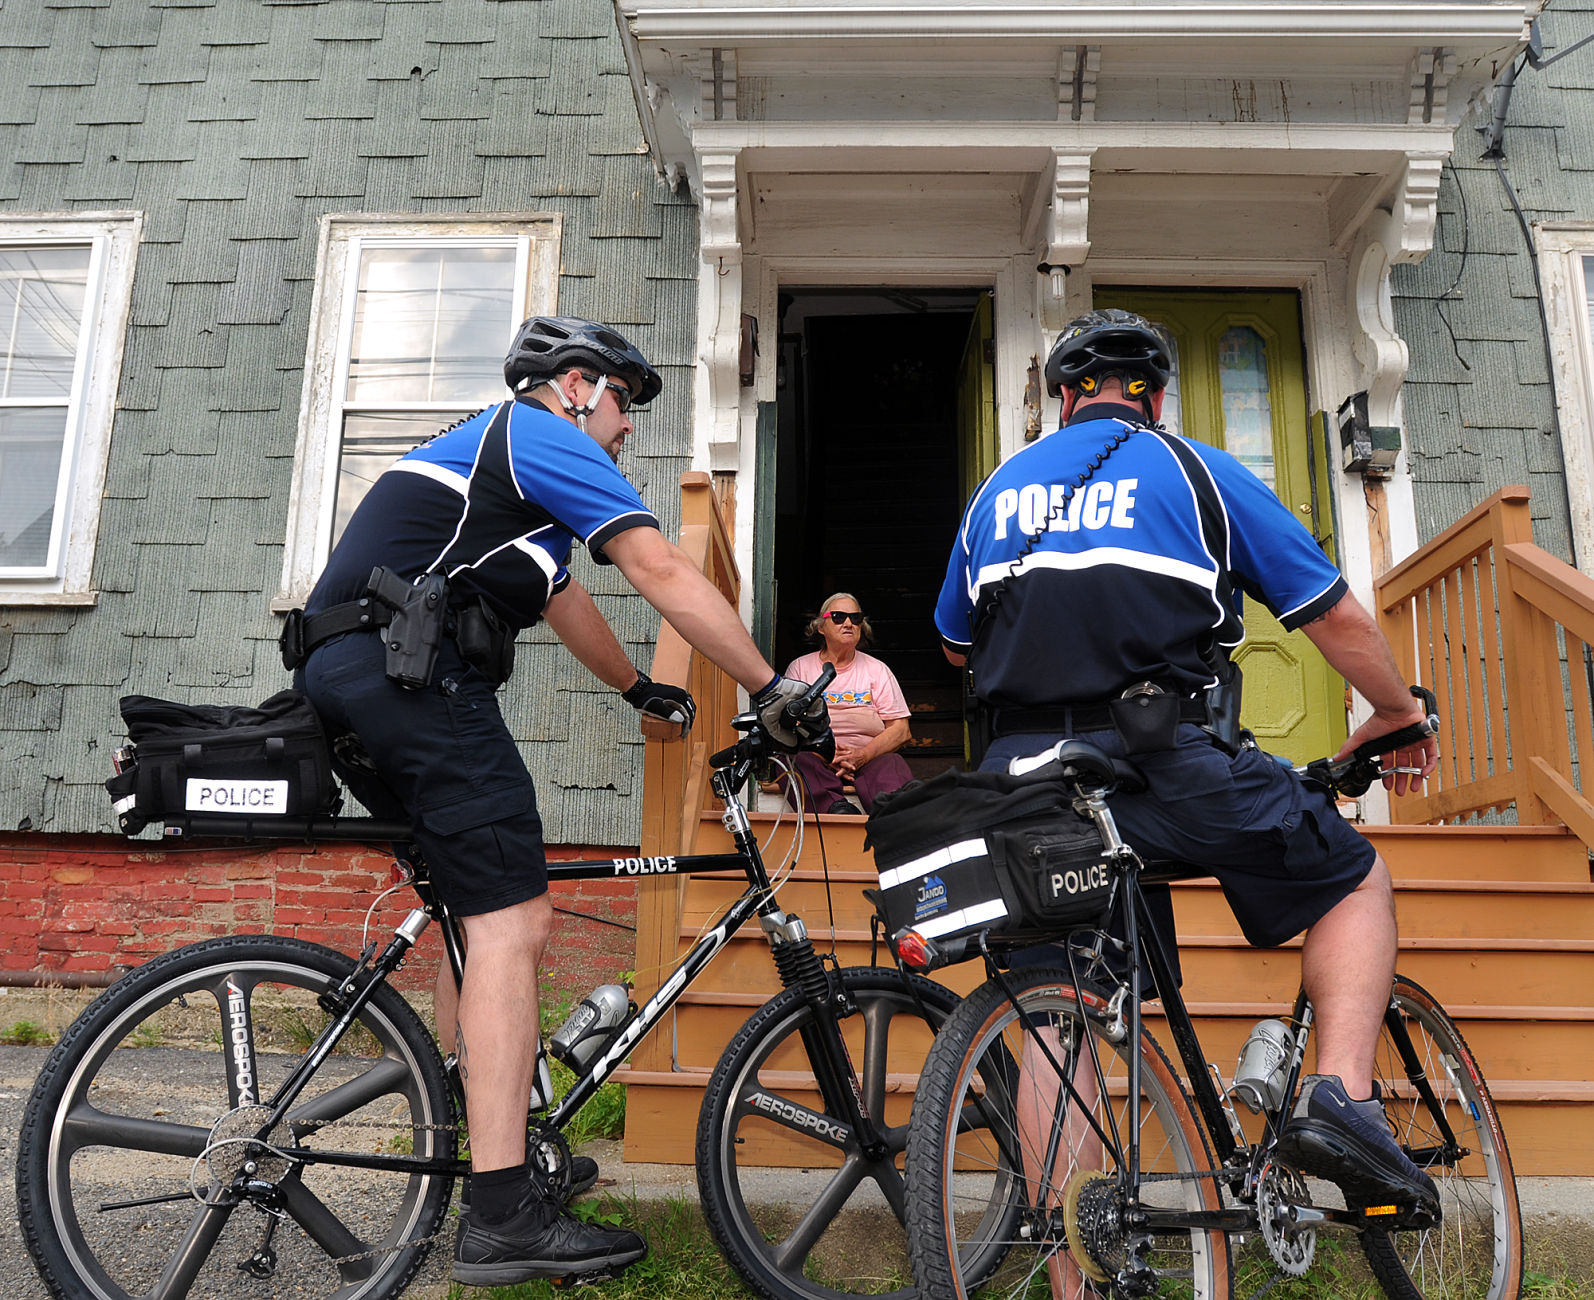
xmin=104 ymin=689 xmax=339 ymax=834
xmin=864 ymin=767 xmax=1115 ymax=969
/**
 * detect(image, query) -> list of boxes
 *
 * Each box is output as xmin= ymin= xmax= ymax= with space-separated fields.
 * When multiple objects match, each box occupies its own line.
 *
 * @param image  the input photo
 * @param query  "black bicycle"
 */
xmin=16 ymin=679 xmax=977 ymax=1300
xmin=899 ymin=725 xmax=1522 ymax=1300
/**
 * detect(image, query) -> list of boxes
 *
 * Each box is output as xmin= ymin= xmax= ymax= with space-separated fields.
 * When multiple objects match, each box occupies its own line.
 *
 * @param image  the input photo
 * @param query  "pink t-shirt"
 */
xmin=784 ymin=650 xmax=911 ymax=751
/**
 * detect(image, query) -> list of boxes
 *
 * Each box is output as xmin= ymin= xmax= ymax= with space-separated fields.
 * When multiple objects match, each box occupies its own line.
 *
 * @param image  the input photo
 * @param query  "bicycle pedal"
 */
xmin=550 ymin=1264 xmax=630 ymax=1288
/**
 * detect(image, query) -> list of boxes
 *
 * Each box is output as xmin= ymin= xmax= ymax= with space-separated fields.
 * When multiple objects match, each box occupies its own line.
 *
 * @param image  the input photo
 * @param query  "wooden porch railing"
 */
xmin=628 ymin=471 xmax=741 ymax=1075
xmin=1375 ymin=485 xmax=1594 ymax=849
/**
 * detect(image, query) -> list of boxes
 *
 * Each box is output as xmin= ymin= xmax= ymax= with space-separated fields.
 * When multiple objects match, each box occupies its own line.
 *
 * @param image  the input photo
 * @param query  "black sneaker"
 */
xmin=826 ymin=799 xmax=862 ymax=815
xmin=1273 ymin=1074 xmax=1440 ymax=1224
xmin=453 ymin=1189 xmax=647 ymax=1286
xmin=459 ymin=1155 xmax=600 ymax=1211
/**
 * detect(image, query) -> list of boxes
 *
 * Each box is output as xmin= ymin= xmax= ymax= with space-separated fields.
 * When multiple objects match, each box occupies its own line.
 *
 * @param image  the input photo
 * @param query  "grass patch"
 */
xmin=0 ymin=1018 xmax=53 ymax=1046
xmin=450 ymin=1193 xmax=753 ymax=1300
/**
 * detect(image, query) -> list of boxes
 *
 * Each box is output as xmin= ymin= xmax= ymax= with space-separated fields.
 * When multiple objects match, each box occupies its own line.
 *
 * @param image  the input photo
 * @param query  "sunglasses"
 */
xmin=826 ymin=610 xmax=865 ymax=626
xmin=579 ymin=372 xmax=634 ymax=413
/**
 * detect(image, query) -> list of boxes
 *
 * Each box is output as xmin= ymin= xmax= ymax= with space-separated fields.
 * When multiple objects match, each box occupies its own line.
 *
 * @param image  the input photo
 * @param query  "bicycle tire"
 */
xmin=1361 ymin=975 xmax=1523 ymax=1300
xmin=904 ymin=966 xmax=1232 ymax=1300
xmin=697 ymin=965 xmax=968 ymax=1300
xmin=17 ymin=934 xmax=457 ymax=1300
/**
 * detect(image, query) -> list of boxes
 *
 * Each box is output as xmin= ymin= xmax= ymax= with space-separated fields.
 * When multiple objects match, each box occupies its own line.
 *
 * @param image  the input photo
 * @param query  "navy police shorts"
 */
xmin=984 ymin=723 xmax=1376 ymax=950
xmin=299 ymin=630 xmax=548 ymax=917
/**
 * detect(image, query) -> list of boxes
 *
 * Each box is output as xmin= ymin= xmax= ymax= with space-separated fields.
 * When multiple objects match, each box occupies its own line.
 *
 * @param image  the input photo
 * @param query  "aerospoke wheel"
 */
xmin=1361 ymin=976 xmax=1523 ymax=1300
xmin=17 ymin=935 xmax=456 ymax=1300
xmin=904 ymin=966 xmax=1231 ymax=1300
xmin=697 ymin=966 xmax=966 ymax=1300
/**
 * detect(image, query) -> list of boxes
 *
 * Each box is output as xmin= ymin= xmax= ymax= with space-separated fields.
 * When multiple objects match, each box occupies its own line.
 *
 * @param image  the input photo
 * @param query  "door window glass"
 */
xmin=1217 ymin=325 xmax=1275 ymax=490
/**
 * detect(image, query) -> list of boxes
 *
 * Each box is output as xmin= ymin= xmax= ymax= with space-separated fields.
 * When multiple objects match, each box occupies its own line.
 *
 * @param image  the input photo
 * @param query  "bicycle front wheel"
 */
xmin=1361 ymin=975 xmax=1523 ymax=1300
xmin=905 ymin=966 xmax=1231 ymax=1300
xmin=17 ymin=934 xmax=456 ymax=1300
xmin=697 ymin=965 xmax=965 ymax=1300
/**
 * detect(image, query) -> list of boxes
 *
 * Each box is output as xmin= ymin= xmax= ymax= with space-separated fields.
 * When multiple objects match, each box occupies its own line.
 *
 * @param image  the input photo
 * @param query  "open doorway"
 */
xmin=769 ymin=288 xmax=986 ymax=778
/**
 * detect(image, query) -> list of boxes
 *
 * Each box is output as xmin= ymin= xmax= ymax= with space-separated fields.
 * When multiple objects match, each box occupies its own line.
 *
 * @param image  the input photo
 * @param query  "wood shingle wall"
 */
xmin=0 ymin=0 xmax=696 ymax=846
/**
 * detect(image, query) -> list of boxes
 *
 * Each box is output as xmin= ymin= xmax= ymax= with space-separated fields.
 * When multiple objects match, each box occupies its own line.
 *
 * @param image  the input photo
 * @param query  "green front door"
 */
xmin=1096 ymin=289 xmax=1345 ymax=763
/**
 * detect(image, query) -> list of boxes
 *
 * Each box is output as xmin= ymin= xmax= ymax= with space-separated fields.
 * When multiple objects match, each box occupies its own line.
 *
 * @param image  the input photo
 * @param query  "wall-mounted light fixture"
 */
xmin=1337 ymin=391 xmax=1402 ymax=478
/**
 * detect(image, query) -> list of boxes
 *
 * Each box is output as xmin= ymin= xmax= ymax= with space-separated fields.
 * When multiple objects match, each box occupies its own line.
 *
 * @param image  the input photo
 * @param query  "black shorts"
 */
xmin=299 ymin=630 xmax=548 ymax=917
xmin=984 ymin=723 xmax=1376 ymax=949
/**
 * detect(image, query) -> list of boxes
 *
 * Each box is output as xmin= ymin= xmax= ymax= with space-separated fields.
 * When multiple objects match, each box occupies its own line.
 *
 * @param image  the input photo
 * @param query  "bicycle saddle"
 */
xmin=1008 ymin=739 xmax=1147 ymax=794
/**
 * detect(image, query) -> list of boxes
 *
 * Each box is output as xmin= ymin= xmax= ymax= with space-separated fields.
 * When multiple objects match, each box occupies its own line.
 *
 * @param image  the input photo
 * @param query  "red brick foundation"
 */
xmin=0 ymin=833 xmax=639 ymax=998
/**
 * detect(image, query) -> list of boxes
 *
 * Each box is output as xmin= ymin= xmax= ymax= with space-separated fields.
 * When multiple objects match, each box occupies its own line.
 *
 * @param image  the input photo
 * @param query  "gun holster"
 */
xmin=1202 ymin=660 xmax=1244 ymax=755
xmin=367 ymin=566 xmax=449 ymax=690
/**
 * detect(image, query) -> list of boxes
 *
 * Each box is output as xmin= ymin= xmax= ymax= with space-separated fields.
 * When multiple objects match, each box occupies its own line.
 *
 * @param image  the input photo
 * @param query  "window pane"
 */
xmin=0 ymin=406 xmax=67 ymax=567
xmin=1584 ymin=254 xmax=1594 ymax=348
xmin=1153 ymin=323 xmax=1181 ymax=437
xmin=0 ymin=246 xmax=89 ymax=400
xmin=1217 ymin=325 xmax=1276 ymax=491
xmin=346 ymin=245 xmax=515 ymax=404
xmin=333 ymin=412 xmax=471 ymax=543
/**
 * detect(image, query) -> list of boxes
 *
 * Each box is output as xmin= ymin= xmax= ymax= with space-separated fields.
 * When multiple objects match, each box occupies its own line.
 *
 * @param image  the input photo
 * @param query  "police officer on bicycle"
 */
xmin=290 ymin=316 xmax=826 ymax=1286
xmin=934 ymin=309 xmax=1441 ymax=1236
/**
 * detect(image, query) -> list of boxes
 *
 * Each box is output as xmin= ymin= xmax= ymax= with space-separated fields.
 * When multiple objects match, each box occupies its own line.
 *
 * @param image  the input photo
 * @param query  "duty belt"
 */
xmin=278 ymin=598 xmax=393 ymax=671
xmin=990 ymin=696 xmax=1209 ymax=737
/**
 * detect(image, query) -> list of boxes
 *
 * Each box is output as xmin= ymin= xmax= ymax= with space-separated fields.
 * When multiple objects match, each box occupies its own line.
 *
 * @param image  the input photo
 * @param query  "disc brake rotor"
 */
xmin=1257 ymin=1159 xmax=1316 ymax=1276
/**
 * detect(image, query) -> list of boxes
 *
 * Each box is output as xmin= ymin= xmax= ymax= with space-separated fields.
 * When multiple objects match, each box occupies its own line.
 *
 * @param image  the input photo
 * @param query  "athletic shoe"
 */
xmin=826 ymin=799 xmax=862 ymax=815
xmin=1273 ymin=1074 xmax=1440 ymax=1223
xmin=452 ymin=1188 xmax=647 ymax=1286
xmin=460 ymin=1155 xmax=599 ymax=1211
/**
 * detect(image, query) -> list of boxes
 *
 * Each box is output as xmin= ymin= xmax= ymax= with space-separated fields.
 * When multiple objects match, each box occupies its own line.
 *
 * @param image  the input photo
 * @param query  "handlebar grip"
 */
xmin=781 ymin=662 xmax=836 ymax=727
xmin=1350 ymin=684 xmax=1441 ymax=765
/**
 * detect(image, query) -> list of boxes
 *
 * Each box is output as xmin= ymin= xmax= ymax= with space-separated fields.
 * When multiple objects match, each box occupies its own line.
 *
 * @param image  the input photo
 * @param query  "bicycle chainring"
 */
xmin=1061 ymin=1169 xmax=1121 ymax=1285
xmin=203 ymin=1105 xmax=292 ymax=1190
xmin=529 ymin=1119 xmax=574 ymax=1202
xmin=1257 ymin=1159 xmax=1315 ymax=1276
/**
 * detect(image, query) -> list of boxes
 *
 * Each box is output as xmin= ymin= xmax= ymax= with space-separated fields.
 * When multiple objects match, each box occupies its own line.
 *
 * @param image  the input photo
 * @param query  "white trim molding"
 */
xmin=1537 ymin=223 xmax=1594 ymax=573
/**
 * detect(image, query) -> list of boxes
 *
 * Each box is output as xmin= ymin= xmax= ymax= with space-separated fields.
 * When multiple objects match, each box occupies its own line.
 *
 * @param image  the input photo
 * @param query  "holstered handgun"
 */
xmin=367 ymin=566 xmax=449 ymax=690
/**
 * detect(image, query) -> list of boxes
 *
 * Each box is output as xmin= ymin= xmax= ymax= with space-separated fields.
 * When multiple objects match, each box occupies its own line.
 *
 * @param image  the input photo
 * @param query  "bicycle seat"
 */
xmin=1008 ymin=739 xmax=1147 ymax=794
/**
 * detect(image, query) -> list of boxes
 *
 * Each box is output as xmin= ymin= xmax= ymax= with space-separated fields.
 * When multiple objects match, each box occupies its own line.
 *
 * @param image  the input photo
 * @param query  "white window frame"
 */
xmin=275 ymin=214 xmax=562 ymax=608
xmin=1537 ymin=223 xmax=1594 ymax=574
xmin=0 ymin=213 xmax=141 ymax=605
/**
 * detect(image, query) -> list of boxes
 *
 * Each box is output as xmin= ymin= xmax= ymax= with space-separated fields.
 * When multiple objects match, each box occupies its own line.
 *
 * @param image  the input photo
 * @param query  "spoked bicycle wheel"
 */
xmin=17 ymin=935 xmax=457 ymax=1300
xmin=904 ymin=966 xmax=1231 ymax=1300
xmin=697 ymin=965 xmax=970 ymax=1300
xmin=1361 ymin=975 xmax=1523 ymax=1300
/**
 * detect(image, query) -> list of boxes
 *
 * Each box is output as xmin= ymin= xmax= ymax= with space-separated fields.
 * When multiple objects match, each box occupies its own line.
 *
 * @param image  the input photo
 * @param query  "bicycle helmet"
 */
xmin=503 ymin=315 xmax=663 ymax=408
xmin=1044 ymin=308 xmax=1172 ymax=400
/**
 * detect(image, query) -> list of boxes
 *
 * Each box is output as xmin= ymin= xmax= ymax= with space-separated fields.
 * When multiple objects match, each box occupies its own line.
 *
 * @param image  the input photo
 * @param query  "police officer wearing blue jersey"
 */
xmin=292 ymin=317 xmax=824 ymax=1286
xmin=935 ymin=310 xmax=1442 ymax=1252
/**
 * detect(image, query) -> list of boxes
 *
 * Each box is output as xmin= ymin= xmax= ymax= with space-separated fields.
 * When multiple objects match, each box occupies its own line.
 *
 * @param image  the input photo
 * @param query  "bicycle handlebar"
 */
xmin=1299 ymin=684 xmax=1440 ymax=798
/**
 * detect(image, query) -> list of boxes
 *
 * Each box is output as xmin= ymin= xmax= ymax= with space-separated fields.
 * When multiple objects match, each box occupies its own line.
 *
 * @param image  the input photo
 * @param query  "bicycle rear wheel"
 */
xmin=697 ymin=965 xmax=966 ymax=1300
xmin=1361 ymin=975 xmax=1522 ymax=1300
xmin=905 ymin=966 xmax=1231 ymax=1300
xmin=17 ymin=934 xmax=456 ymax=1300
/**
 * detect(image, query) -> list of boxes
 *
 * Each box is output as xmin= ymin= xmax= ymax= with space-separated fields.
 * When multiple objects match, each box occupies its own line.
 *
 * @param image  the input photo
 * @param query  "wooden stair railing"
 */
xmin=629 ymin=471 xmax=740 ymax=1077
xmin=1375 ymin=484 xmax=1594 ymax=856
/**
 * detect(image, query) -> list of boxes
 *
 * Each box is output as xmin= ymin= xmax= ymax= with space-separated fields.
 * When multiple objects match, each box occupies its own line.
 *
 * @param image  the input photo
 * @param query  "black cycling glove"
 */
xmin=622 ymin=671 xmax=697 ymax=735
xmin=751 ymin=675 xmax=831 ymax=753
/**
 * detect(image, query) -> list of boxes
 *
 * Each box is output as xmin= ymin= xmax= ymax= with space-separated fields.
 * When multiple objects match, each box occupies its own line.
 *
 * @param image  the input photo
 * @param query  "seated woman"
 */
xmin=783 ymin=593 xmax=915 ymax=815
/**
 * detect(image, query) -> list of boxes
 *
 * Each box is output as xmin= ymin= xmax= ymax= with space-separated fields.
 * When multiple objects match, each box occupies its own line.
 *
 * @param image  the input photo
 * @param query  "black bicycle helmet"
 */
xmin=503 ymin=316 xmax=663 ymax=407
xmin=1044 ymin=308 xmax=1172 ymax=399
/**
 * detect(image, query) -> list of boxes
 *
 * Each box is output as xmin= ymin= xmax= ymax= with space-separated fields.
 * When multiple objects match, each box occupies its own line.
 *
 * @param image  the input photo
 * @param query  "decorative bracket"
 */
xmin=697 ymin=151 xmax=743 ymax=470
xmin=1348 ymin=153 xmax=1443 ymax=436
xmin=1408 ymin=47 xmax=1457 ymax=125
xmin=1041 ymin=149 xmax=1094 ymax=297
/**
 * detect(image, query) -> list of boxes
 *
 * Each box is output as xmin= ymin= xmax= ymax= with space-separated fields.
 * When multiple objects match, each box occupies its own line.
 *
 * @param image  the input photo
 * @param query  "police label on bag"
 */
xmin=185 ymin=779 xmax=290 ymax=814
xmin=1046 ymin=860 xmax=1111 ymax=904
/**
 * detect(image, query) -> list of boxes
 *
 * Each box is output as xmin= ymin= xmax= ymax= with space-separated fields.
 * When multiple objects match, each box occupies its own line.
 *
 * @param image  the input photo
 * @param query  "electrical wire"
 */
xmin=1434 ymin=157 xmax=1472 ymax=372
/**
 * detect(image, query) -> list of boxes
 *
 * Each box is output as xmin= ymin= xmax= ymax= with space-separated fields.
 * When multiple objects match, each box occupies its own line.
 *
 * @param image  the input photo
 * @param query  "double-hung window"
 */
xmin=277 ymin=215 xmax=561 ymax=606
xmin=1537 ymin=225 xmax=1594 ymax=573
xmin=0 ymin=215 xmax=140 ymax=603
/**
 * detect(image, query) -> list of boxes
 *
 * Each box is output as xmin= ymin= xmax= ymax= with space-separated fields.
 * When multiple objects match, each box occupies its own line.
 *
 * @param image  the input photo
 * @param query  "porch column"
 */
xmin=696 ymin=149 xmax=743 ymax=472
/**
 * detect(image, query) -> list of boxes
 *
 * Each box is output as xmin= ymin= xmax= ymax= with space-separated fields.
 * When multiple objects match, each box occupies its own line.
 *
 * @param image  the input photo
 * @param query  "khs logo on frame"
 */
xmin=992 ymin=478 xmax=1139 ymax=540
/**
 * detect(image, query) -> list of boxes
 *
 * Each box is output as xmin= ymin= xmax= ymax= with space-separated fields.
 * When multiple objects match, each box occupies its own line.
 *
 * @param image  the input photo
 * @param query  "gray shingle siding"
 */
xmin=1393 ymin=5 xmax=1594 ymax=561
xmin=0 ymin=0 xmax=697 ymax=840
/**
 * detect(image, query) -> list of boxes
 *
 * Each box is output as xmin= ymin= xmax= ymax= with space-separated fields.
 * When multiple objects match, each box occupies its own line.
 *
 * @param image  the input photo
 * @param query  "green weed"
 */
xmin=0 ymin=1019 xmax=53 ymax=1046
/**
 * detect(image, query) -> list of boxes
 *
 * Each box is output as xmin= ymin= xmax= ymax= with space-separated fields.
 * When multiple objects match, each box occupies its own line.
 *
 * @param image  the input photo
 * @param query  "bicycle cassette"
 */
xmin=1062 ymin=1169 xmax=1122 ymax=1285
xmin=1257 ymin=1159 xmax=1316 ymax=1276
xmin=202 ymin=1105 xmax=292 ymax=1192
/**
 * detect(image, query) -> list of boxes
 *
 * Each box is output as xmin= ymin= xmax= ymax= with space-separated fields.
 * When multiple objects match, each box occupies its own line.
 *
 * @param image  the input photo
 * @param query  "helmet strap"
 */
xmin=538 ymin=371 xmax=612 ymax=433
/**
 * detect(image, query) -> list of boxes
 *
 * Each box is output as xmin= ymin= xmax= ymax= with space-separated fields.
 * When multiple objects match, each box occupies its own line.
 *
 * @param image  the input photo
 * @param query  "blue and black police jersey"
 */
xmin=934 ymin=403 xmax=1347 ymax=708
xmin=306 ymin=397 xmax=658 ymax=629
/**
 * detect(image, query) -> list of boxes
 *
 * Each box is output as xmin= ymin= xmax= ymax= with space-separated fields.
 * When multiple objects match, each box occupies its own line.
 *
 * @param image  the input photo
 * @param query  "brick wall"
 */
xmin=0 ymin=833 xmax=639 ymax=1001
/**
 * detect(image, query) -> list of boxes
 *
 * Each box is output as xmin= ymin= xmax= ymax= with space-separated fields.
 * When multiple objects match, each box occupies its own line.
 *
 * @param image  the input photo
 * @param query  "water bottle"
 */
xmin=1228 ymin=1018 xmax=1293 ymax=1114
xmin=549 ymin=984 xmax=630 ymax=1070
xmin=528 ymin=1040 xmax=554 ymax=1112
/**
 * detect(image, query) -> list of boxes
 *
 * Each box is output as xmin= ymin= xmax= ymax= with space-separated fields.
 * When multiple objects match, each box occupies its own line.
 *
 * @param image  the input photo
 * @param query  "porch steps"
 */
xmin=619 ymin=815 xmax=1594 ymax=1174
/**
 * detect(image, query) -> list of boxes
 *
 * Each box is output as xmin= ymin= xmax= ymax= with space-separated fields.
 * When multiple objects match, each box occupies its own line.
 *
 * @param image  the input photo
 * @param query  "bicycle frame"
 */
xmin=176 ymin=748 xmax=886 ymax=1183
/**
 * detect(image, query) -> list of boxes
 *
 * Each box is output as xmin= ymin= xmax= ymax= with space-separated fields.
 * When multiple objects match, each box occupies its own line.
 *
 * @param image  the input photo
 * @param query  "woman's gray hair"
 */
xmin=805 ymin=592 xmax=873 ymax=645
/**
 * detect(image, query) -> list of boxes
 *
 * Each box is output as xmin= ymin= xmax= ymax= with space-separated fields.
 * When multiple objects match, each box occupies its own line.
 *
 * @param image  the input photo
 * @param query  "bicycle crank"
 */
xmin=1256 ymin=1158 xmax=1316 ymax=1276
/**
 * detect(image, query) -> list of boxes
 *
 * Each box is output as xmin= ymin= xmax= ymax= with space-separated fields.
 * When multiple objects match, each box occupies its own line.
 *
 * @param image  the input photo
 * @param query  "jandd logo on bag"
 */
xmin=185 ymin=778 xmax=289 ymax=814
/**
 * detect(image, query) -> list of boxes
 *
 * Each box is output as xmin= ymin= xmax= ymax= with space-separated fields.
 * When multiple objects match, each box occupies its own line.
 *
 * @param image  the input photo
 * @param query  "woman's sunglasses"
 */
xmin=826 ymin=610 xmax=865 ymax=626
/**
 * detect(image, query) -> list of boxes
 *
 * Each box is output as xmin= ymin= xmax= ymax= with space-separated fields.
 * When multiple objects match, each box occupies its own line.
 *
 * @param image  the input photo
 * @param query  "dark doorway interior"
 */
xmin=772 ymin=289 xmax=981 ymax=778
